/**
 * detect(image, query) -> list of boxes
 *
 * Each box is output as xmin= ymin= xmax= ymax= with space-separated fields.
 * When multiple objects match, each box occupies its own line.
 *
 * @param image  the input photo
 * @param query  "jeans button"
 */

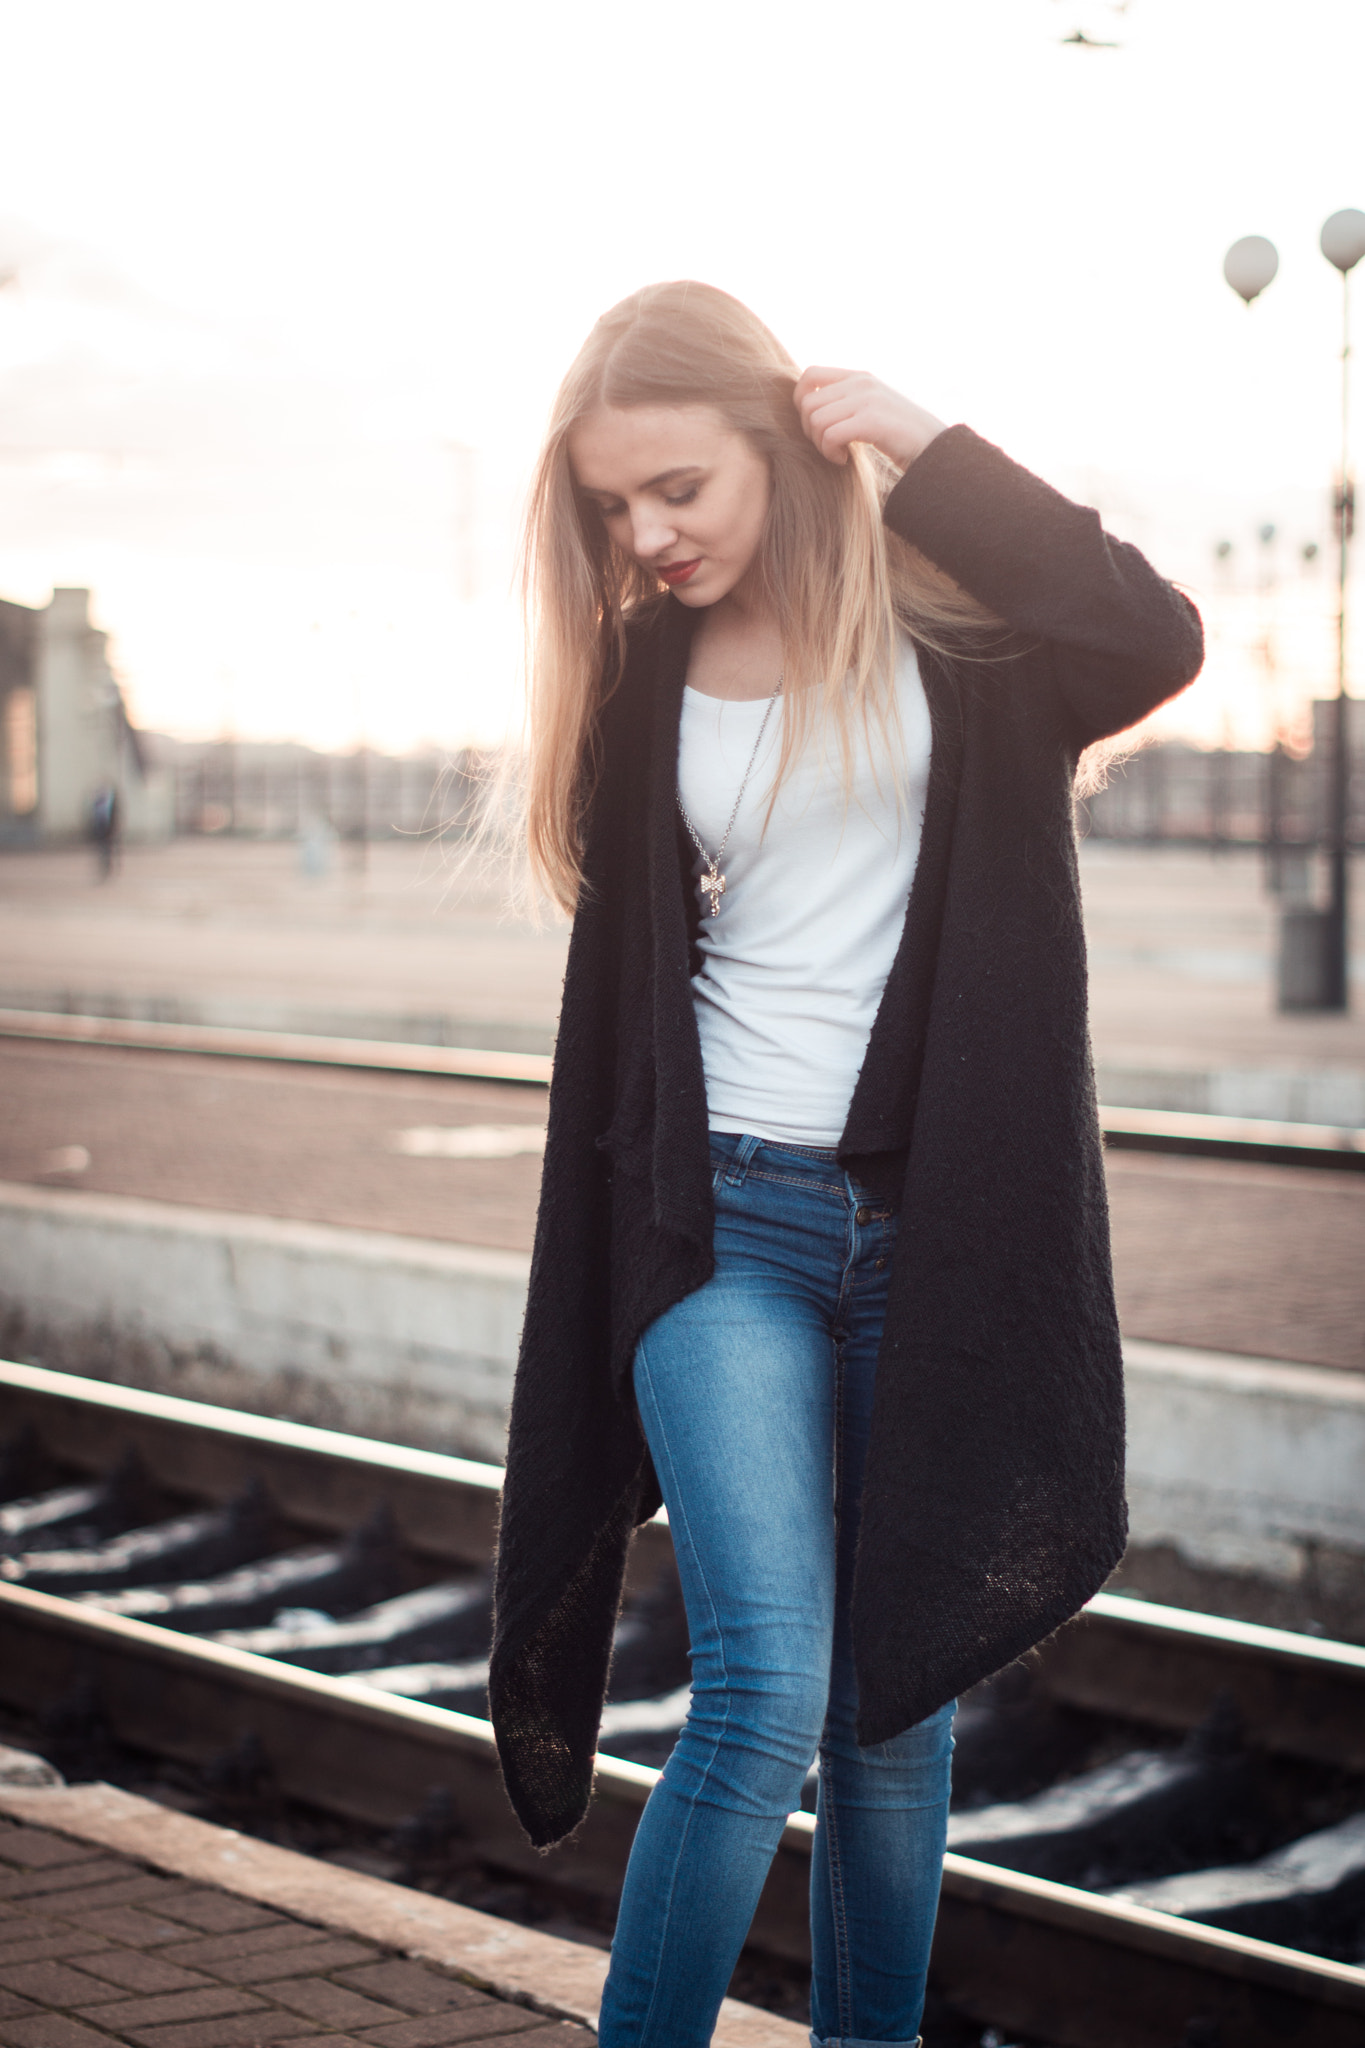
xmin=855 ymin=1205 xmax=871 ymax=1225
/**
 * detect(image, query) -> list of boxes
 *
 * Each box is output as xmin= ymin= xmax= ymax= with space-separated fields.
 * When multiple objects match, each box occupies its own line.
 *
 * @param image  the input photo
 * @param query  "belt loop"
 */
xmin=724 ymin=1133 xmax=763 ymax=1187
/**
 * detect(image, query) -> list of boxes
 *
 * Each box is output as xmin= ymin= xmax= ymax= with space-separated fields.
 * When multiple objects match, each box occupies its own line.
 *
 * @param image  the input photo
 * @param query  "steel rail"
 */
xmin=3 ymin=1008 xmax=1363 ymax=1169
xmin=2 ymin=1360 xmax=1364 ymax=1767
xmin=3 ymin=1364 xmax=1365 ymax=2044
xmin=0 ymin=1582 xmax=1361 ymax=2047
xmin=0 ymin=1008 xmax=553 ymax=1088
xmin=0 ymin=1360 xmax=673 ymax=1594
xmin=1100 ymin=1100 xmax=1365 ymax=1171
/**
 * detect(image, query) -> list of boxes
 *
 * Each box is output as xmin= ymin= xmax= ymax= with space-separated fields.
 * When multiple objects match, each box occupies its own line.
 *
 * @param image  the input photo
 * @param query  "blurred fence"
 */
xmin=158 ymin=723 xmax=1365 ymax=853
xmin=1081 ymin=739 xmax=1364 ymax=848
xmin=165 ymin=742 xmax=485 ymax=841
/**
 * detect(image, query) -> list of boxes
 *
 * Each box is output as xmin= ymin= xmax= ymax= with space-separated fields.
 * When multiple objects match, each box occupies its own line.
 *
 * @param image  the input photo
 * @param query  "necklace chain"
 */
xmin=677 ymin=673 xmax=783 ymax=917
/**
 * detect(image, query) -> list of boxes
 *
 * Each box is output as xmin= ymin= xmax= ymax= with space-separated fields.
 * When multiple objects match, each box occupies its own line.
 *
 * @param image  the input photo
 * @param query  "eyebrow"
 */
xmin=579 ymin=464 xmax=704 ymax=499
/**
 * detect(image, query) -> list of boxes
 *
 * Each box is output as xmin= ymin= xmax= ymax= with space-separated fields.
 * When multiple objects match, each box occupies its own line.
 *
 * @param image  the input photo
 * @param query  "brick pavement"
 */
xmin=0 ymin=1820 xmax=590 ymax=2048
xmin=0 ymin=1789 xmax=802 ymax=2048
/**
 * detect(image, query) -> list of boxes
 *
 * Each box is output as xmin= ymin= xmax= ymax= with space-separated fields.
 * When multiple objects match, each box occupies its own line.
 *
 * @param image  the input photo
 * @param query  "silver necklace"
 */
xmin=677 ymin=673 xmax=783 ymax=917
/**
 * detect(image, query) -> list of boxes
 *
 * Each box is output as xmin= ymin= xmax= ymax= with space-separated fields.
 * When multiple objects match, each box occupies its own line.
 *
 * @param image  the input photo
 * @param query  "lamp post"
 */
xmin=1224 ymin=212 xmax=1364 ymax=1011
xmin=1319 ymin=210 xmax=1365 ymax=1008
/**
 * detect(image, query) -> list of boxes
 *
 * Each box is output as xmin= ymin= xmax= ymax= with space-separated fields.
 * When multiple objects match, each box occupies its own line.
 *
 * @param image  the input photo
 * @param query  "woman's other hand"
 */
xmin=793 ymin=367 xmax=948 ymax=472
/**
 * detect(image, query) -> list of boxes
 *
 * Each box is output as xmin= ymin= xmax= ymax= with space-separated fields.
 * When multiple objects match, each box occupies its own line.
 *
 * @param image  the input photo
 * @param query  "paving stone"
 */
xmin=0 ymin=1967 xmax=124 ymax=2011
xmin=52 ymin=1912 xmax=194 ymax=1951
xmin=71 ymin=1988 xmax=260 ymax=2031
xmin=121 ymin=2013 xmax=318 ymax=2048
xmin=3 ymin=1949 xmax=109 ymax=1982
xmin=0 ymin=1842 xmax=99 ymax=1876
xmin=139 ymin=1898 xmax=280 ymax=1938
xmin=0 ymin=1941 xmax=106 ymax=1974
xmin=184 ymin=1942 xmax=378 ymax=1987
xmin=332 ymin=1965 xmax=484 ymax=2016
xmin=0 ymin=1869 xmax=138 ymax=1906
xmin=18 ymin=1883 xmax=183 ymax=1921
xmin=0 ymin=1823 xmax=591 ymax=2048
xmin=266 ymin=1980 xmax=401 ymax=2028
xmin=63 ymin=1955 xmax=213 ymax=1998
xmin=154 ymin=1927 xmax=335 ymax=1973
xmin=0 ymin=2018 xmax=120 ymax=2048
xmin=357 ymin=2008 xmax=549 ymax=2047
xmin=0 ymin=1925 xmax=111 ymax=1965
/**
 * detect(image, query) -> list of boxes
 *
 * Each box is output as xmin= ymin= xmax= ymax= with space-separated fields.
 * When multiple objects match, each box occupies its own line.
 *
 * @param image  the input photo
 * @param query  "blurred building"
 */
xmin=0 ymin=587 xmax=171 ymax=848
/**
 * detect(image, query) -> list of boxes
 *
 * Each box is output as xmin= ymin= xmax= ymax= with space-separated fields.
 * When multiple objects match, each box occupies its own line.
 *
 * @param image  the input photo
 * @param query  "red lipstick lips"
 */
xmin=658 ymin=559 xmax=701 ymax=587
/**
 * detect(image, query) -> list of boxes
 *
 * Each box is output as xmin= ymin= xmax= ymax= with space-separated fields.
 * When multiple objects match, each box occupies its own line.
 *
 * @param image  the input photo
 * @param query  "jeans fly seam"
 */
xmin=834 ymin=1226 xmax=861 ymax=1325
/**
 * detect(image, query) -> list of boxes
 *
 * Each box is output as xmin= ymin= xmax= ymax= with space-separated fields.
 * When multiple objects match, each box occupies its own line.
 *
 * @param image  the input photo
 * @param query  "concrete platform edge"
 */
xmin=0 ymin=1780 xmax=806 ymax=2047
xmin=0 ymin=1178 xmax=530 ymax=1462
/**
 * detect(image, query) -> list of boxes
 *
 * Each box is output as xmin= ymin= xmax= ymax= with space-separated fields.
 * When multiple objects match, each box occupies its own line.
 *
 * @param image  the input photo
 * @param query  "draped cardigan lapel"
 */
xmin=638 ymin=598 xmax=714 ymax=1258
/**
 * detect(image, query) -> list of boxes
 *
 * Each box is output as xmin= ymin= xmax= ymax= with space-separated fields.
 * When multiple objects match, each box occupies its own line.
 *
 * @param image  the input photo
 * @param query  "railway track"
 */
xmin=2 ymin=1005 xmax=1363 ymax=1172
xmin=0 ymin=1361 xmax=1362 ymax=2046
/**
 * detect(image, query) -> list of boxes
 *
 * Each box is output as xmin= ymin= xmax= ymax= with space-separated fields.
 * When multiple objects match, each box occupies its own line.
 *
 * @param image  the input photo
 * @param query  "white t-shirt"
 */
xmin=677 ymin=631 xmax=932 ymax=1149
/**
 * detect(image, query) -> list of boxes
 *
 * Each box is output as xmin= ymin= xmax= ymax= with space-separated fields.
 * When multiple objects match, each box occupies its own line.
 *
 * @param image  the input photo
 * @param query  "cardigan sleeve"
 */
xmin=882 ymin=425 xmax=1204 ymax=749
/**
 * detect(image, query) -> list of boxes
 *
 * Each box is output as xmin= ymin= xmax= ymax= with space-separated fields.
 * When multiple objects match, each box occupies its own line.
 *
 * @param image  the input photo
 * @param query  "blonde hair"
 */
xmin=521 ymin=280 xmax=1006 ymax=912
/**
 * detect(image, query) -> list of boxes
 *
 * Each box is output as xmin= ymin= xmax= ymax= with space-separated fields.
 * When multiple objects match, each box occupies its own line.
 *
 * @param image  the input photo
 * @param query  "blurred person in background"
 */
xmin=490 ymin=280 xmax=1203 ymax=2048
xmin=88 ymin=781 xmax=120 ymax=881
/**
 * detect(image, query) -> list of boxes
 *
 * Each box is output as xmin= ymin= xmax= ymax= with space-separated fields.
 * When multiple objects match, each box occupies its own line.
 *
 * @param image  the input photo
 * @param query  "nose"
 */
xmin=630 ymin=507 xmax=680 ymax=562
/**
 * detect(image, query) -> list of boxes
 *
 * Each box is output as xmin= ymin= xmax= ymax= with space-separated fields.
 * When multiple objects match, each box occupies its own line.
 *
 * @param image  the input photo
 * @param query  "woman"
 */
xmin=489 ymin=281 xmax=1203 ymax=2048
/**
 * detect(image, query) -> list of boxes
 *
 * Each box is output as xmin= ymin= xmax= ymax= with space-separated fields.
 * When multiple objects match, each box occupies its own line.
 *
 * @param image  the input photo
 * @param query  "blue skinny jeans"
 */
xmin=597 ymin=1132 xmax=955 ymax=2048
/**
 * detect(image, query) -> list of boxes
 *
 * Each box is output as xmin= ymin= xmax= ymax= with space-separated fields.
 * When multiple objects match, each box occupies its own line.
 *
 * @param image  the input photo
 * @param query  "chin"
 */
xmin=666 ymin=571 xmax=731 ymax=608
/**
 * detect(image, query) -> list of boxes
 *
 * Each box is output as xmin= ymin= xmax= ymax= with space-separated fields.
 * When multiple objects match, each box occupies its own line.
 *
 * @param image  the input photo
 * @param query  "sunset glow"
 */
xmin=0 ymin=0 xmax=1360 ymax=753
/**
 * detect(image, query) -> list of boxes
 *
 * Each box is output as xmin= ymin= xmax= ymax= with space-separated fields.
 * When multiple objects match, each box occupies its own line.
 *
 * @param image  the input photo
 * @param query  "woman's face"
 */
xmin=568 ymin=405 xmax=771 ymax=609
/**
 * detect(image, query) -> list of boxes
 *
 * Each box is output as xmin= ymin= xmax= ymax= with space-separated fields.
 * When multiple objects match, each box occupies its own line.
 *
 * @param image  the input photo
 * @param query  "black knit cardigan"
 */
xmin=489 ymin=426 xmax=1204 ymax=1850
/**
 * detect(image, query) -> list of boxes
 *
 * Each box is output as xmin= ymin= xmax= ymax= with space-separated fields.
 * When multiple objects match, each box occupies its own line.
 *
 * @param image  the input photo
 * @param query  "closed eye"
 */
xmin=588 ymin=487 xmax=698 ymax=516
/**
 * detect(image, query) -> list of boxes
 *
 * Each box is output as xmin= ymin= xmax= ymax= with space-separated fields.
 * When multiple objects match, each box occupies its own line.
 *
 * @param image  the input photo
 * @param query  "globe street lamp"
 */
xmin=1319 ymin=209 xmax=1365 ymax=1009
xmin=1224 ymin=211 xmax=1364 ymax=1010
xmin=1224 ymin=235 xmax=1279 ymax=306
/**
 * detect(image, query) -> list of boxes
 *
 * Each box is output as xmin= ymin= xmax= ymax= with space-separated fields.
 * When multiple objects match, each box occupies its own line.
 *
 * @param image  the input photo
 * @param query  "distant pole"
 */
xmin=1319 ymin=209 xmax=1365 ymax=1010
xmin=219 ymin=669 xmax=238 ymax=835
xmin=1256 ymin=524 xmax=1284 ymax=890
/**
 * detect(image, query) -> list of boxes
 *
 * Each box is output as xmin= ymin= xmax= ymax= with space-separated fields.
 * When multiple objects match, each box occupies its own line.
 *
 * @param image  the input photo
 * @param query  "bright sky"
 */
xmin=0 ymin=0 xmax=1360 ymax=754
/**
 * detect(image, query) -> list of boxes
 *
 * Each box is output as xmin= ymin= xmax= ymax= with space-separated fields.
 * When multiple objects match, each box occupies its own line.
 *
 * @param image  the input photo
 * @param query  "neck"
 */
xmin=686 ymin=577 xmax=783 ymax=700
xmin=709 ymin=561 xmax=773 ymax=632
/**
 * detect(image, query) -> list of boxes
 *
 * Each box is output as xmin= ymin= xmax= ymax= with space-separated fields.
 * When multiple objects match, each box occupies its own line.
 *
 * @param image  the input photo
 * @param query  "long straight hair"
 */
xmin=521 ymin=281 xmax=1006 ymax=912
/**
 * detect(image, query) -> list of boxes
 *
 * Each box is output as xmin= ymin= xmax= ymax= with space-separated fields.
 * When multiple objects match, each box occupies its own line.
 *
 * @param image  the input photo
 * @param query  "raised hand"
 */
xmin=792 ymin=366 xmax=948 ymax=473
